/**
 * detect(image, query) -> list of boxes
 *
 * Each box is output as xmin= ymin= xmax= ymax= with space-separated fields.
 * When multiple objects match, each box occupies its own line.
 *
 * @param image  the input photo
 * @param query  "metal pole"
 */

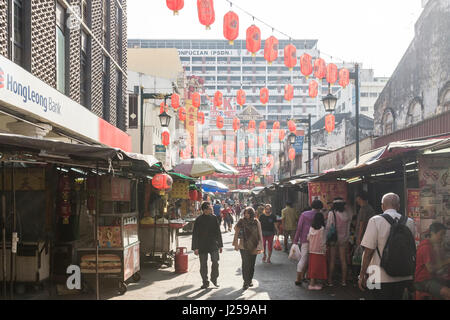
xmin=10 ymin=164 xmax=16 ymax=299
xmin=95 ymin=162 xmax=99 ymax=300
xmin=355 ymin=63 xmax=360 ymax=165
xmin=308 ymin=114 xmax=312 ymax=174
xmin=403 ymin=159 xmax=408 ymax=215
xmin=1 ymin=162 xmax=6 ymax=299
xmin=140 ymin=86 xmax=144 ymax=155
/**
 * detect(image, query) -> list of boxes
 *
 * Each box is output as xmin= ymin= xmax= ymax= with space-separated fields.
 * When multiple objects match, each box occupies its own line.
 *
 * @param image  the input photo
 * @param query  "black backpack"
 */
xmin=376 ymin=214 xmax=416 ymax=277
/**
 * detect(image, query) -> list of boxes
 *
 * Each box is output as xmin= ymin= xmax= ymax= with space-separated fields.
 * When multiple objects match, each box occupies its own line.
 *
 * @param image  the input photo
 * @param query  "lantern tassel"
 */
xmin=229 ymin=40 xmax=234 ymax=45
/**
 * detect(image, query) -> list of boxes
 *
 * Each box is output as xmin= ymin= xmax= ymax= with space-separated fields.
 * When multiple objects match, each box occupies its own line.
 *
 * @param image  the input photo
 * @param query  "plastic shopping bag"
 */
xmin=288 ymin=243 xmax=301 ymax=261
xmin=273 ymin=236 xmax=282 ymax=251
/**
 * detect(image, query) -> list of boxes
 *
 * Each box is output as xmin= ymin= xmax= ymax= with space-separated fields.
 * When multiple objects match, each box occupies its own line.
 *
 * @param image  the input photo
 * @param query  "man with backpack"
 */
xmin=358 ymin=193 xmax=416 ymax=300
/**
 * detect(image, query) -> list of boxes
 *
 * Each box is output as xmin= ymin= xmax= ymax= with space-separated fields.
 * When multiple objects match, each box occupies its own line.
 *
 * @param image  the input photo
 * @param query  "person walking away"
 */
xmin=293 ymin=200 xmax=324 ymax=285
xmin=307 ymin=212 xmax=327 ymax=290
xmin=192 ymin=201 xmax=224 ymax=289
xmin=213 ymin=200 xmax=222 ymax=226
xmin=356 ymin=192 xmax=376 ymax=246
xmin=326 ymin=197 xmax=352 ymax=287
xmin=358 ymin=193 xmax=416 ymax=300
xmin=221 ymin=204 xmax=234 ymax=232
xmin=414 ymin=222 xmax=450 ymax=300
xmin=259 ymin=204 xmax=279 ymax=264
xmin=281 ymin=201 xmax=300 ymax=253
xmin=233 ymin=207 xmax=264 ymax=290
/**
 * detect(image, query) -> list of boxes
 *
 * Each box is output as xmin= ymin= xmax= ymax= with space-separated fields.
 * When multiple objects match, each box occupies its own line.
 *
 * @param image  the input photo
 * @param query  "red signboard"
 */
xmin=213 ymin=165 xmax=253 ymax=178
xmin=308 ymin=181 xmax=347 ymax=209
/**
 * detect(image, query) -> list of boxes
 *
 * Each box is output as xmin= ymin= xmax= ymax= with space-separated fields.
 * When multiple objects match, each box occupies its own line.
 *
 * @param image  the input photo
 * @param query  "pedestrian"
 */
xmin=414 ymin=222 xmax=450 ymax=300
xmin=307 ymin=211 xmax=327 ymax=290
xmin=281 ymin=201 xmax=300 ymax=253
xmin=256 ymin=204 xmax=265 ymax=220
xmin=213 ymin=200 xmax=222 ymax=225
xmin=326 ymin=197 xmax=352 ymax=287
xmin=358 ymin=193 xmax=416 ymax=300
xmin=259 ymin=204 xmax=279 ymax=264
xmin=356 ymin=191 xmax=376 ymax=245
xmin=233 ymin=207 xmax=264 ymax=290
xmin=192 ymin=201 xmax=224 ymax=289
xmin=293 ymin=199 xmax=324 ymax=285
xmin=221 ymin=203 xmax=234 ymax=232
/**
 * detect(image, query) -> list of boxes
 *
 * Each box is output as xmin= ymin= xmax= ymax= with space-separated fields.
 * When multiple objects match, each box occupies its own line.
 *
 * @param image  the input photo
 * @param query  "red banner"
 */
xmin=213 ymin=165 xmax=253 ymax=178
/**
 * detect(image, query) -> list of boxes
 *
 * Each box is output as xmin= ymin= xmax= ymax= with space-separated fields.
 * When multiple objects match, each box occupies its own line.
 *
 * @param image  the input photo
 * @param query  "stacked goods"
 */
xmin=80 ymin=254 xmax=121 ymax=274
xmin=169 ymin=181 xmax=190 ymax=199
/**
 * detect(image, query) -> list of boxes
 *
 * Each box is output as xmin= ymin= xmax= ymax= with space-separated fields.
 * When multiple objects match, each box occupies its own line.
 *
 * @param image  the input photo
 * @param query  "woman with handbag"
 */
xmin=326 ymin=197 xmax=352 ymax=287
xmin=233 ymin=207 xmax=264 ymax=290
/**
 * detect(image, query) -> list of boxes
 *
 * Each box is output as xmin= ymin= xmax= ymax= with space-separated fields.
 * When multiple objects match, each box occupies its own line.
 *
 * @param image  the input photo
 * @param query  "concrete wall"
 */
xmin=374 ymin=0 xmax=450 ymax=136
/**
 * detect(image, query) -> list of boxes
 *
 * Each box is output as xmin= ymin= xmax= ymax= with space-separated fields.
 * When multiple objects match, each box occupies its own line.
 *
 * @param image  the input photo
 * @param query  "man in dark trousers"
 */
xmin=192 ymin=201 xmax=223 ymax=289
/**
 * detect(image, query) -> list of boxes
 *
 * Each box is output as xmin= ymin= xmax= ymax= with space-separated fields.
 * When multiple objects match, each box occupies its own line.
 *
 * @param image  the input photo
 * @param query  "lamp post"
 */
xmin=289 ymin=115 xmax=312 ymax=174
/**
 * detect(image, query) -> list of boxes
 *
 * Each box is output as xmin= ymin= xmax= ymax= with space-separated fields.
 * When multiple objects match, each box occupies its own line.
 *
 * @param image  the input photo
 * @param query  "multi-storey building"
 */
xmin=0 ymin=0 xmax=129 ymax=149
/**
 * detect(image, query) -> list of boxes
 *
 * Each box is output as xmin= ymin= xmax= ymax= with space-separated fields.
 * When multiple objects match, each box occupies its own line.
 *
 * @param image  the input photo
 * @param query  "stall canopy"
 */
xmin=196 ymin=180 xmax=229 ymax=193
xmin=172 ymin=158 xmax=238 ymax=177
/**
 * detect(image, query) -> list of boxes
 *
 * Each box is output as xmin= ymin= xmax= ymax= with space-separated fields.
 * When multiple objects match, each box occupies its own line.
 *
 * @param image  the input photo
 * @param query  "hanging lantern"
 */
xmin=325 ymin=114 xmax=335 ymax=133
xmin=171 ymin=93 xmax=180 ymax=110
xmin=189 ymin=189 xmax=198 ymax=201
xmin=284 ymin=44 xmax=297 ymax=71
xmin=160 ymin=102 xmax=169 ymax=114
xmin=197 ymin=0 xmax=215 ymax=30
xmin=248 ymin=138 xmax=255 ymax=149
xmin=267 ymin=132 xmax=273 ymax=143
xmin=300 ymin=53 xmax=313 ymax=78
xmin=236 ymin=89 xmax=246 ymax=107
xmin=279 ymin=129 xmax=285 ymax=141
xmin=178 ymin=107 xmax=186 ymax=121
xmin=339 ymin=68 xmax=350 ymax=88
xmin=248 ymin=120 xmax=256 ymax=133
xmin=267 ymin=154 xmax=274 ymax=169
xmin=162 ymin=131 xmax=170 ymax=146
xmin=314 ymin=58 xmax=327 ymax=79
xmin=166 ymin=0 xmax=184 ymax=15
xmin=284 ymin=84 xmax=294 ymax=101
xmin=239 ymin=140 xmax=245 ymax=151
xmin=273 ymin=121 xmax=280 ymax=130
xmin=223 ymin=11 xmax=239 ymax=45
xmin=152 ymin=174 xmax=173 ymax=191
xmin=326 ymin=63 xmax=338 ymax=84
xmin=259 ymin=120 xmax=267 ymax=132
xmin=246 ymin=25 xmax=261 ymax=56
xmin=264 ymin=36 xmax=279 ymax=65
xmin=288 ymin=120 xmax=296 ymax=133
xmin=260 ymin=87 xmax=269 ymax=105
xmin=288 ymin=148 xmax=296 ymax=161
xmin=197 ymin=111 xmax=205 ymax=124
xmin=258 ymin=135 xmax=264 ymax=147
xmin=192 ymin=92 xmax=201 ymax=108
xmin=232 ymin=117 xmax=240 ymax=132
xmin=216 ymin=115 xmax=224 ymax=129
xmin=308 ymin=80 xmax=319 ymax=98
xmin=214 ymin=91 xmax=223 ymax=107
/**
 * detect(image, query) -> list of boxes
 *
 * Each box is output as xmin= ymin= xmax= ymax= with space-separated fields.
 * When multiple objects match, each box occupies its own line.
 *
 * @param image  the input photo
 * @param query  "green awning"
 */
xmin=168 ymin=172 xmax=197 ymax=181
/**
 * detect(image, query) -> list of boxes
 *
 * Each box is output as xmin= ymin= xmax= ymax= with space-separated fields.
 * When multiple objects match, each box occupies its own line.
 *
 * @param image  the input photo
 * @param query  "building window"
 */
xmin=80 ymin=31 xmax=89 ymax=107
xmin=116 ymin=69 xmax=122 ymax=126
xmin=102 ymin=56 xmax=110 ymax=121
xmin=382 ymin=109 xmax=395 ymax=135
xmin=56 ymin=2 xmax=66 ymax=94
xmin=361 ymin=107 xmax=369 ymax=112
xmin=12 ymin=0 xmax=25 ymax=67
xmin=361 ymin=92 xmax=369 ymax=97
xmin=128 ymin=94 xmax=138 ymax=129
xmin=406 ymin=98 xmax=423 ymax=126
xmin=370 ymin=92 xmax=378 ymax=98
xmin=102 ymin=0 xmax=109 ymax=48
xmin=115 ymin=6 xmax=121 ymax=62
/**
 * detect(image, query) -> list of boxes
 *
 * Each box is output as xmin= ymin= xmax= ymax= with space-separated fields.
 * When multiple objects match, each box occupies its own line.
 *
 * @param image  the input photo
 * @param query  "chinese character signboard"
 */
xmin=185 ymin=100 xmax=198 ymax=156
xmin=308 ymin=181 xmax=348 ymax=210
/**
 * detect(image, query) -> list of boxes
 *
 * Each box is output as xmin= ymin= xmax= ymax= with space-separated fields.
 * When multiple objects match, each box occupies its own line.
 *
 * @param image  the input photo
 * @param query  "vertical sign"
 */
xmin=185 ymin=100 xmax=198 ymax=157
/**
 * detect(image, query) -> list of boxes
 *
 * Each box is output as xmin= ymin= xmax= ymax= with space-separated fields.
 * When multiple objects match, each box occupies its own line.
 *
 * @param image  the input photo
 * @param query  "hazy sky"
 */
xmin=127 ymin=0 xmax=424 ymax=77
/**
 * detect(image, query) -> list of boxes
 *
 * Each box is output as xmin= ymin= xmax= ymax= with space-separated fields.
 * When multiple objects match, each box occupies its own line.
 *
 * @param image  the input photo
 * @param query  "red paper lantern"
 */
xmin=248 ymin=120 xmax=256 ymax=133
xmin=308 ymin=80 xmax=318 ymax=98
xmin=192 ymin=92 xmax=201 ymax=108
xmin=171 ymin=93 xmax=180 ymax=110
xmin=279 ymin=129 xmax=285 ymax=141
xmin=288 ymin=148 xmax=296 ymax=161
xmin=246 ymin=25 xmax=261 ymax=56
xmin=152 ymin=174 xmax=173 ymax=191
xmin=223 ymin=11 xmax=239 ymax=45
xmin=325 ymin=114 xmax=335 ymax=133
xmin=267 ymin=154 xmax=274 ymax=169
xmin=248 ymin=138 xmax=255 ymax=149
xmin=216 ymin=116 xmax=224 ymax=129
xmin=189 ymin=189 xmax=198 ymax=201
xmin=300 ymin=53 xmax=313 ymax=78
xmin=264 ymin=36 xmax=279 ymax=65
xmin=232 ymin=117 xmax=240 ymax=132
xmin=239 ymin=140 xmax=245 ymax=151
xmin=236 ymin=89 xmax=246 ymax=107
xmin=288 ymin=120 xmax=296 ymax=133
xmin=162 ymin=131 xmax=170 ymax=146
xmin=214 ymin=91 xmax=223 ymax=107
xmin=160 ymin=102 xmax=168 ymax=114
xmin=326 ymin=63 xmax=338 ymax=84
xmin=258 ymin=135 xmax=264 ymax=146
xmin=314 ymin=58 xmax=327 ymax=79
xmin=197 ymin=111 xmax=205 ymax=124
xmin=259 ymin=120 xmax=267 ymax=132
xmin=267 ymin=132 xmax=273 ymax=143
xmin=284 ymin=84 xmax=294 ymax=101
xmin=197 ymin=0 xmax=215 ymax=30
xmin=339 ymin=68 xmax=350 ymax=88
xmin=284 ymin=44 xmax=297 ymax=70
xmin=260 ymin=87 xmax=269 ymax=105
xmin=178 ymin=107 xmax=186 ymax=121
xmin=273 ymin=121 xmax=280 ymax=130
xmin=166 ymin=0 xmax=184 ymax=15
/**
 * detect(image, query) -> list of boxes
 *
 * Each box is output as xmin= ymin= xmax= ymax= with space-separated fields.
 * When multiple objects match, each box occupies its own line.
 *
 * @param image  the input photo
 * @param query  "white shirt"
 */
xmin=360 ymin=209 xmax=416 ymax=283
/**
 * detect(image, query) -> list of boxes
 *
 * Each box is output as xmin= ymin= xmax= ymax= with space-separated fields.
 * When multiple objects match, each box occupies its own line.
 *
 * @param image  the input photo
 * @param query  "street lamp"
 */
xmin=158 ymin=111 xmax=171 ymax=127
xmin=322 ymin=91 xmax=338 ymax=113
xmin=288 ymin=132 xmax=297 ymax=145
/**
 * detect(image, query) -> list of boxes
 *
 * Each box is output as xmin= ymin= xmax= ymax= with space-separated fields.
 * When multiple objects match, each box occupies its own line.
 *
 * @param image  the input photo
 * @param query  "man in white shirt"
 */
xmin=358 ymin=193 xmax=416 ymax=300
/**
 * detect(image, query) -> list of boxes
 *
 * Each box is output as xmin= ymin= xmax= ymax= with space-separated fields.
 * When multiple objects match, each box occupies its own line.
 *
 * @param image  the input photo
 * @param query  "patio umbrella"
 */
xmin=172 ymin=158 xmax=238 ymax=178
xmin=196 ymin=180 xmax=229 ymax=193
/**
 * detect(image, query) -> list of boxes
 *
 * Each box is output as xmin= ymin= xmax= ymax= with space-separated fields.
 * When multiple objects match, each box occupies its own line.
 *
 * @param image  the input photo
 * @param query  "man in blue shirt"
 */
xmin=213 ymin=200 xmax=222 ymax=225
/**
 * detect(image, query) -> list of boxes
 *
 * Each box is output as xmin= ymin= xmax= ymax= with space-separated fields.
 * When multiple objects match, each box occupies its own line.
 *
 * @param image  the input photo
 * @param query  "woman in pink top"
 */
xmin=307 ymin=212 xmax=327 ymax=290
xmin=326 ymin=197 xmax=352 ymax=287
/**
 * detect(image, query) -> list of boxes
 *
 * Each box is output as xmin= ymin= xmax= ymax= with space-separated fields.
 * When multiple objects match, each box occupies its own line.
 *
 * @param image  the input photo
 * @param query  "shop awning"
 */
xmin=169 ymin=172 xmax=197 ymax=181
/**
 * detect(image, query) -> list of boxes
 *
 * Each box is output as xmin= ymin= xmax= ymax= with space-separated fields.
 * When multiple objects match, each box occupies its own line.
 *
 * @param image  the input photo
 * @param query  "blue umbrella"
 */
xmin=196 ymin=180 xmax=229 ymax=193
